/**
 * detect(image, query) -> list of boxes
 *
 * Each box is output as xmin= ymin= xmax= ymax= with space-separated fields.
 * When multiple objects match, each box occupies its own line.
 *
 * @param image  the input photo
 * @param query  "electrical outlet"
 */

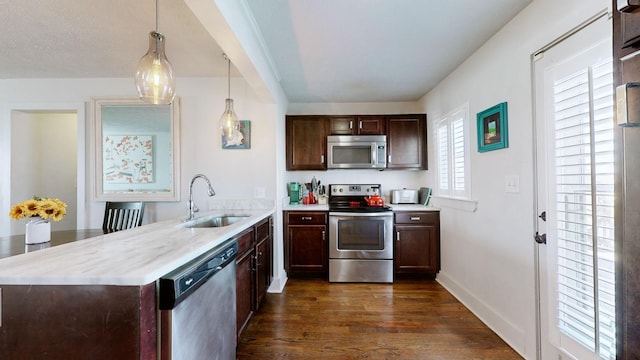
xmin=254 ymin=186 xmax=266 ymax=198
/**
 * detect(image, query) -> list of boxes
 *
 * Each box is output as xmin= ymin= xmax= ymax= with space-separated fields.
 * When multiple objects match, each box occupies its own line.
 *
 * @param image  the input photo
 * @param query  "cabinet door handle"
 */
xmin=410 ymin=217 xmax=421 ymax=221
xmin=321 ymin=154 xmax=325 ymax=163
xmin=396 ymin=231 xmax=400 ymax=241
xmin=255 ymin=252 xmax=262 ymax=266
xmin=301 ymin=216 xmax=312 ymax=221
xmin=349 ymin=120 xmax=353 ymax=129
xmin=322 ymin=230 xmax=326 ymax=241
xmin=359 ymin=120 xmax=363 ymax=129
xmin=388 ymin=154 xmax=391 ymax=163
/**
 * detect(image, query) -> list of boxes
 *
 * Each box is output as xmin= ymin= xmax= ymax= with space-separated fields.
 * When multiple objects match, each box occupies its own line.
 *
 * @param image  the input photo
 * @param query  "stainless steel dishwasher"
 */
xmin=159 ymin=240 xmax=238 ymax=360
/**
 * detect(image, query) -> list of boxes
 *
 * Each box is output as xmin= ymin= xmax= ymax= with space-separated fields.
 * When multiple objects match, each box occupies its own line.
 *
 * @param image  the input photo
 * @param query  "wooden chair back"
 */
xmin=102 ymin=201 xmax=145 ymax=233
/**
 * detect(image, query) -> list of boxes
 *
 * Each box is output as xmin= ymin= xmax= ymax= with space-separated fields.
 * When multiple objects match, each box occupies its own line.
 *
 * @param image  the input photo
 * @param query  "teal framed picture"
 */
xmin=222 ymin=120 xmax=251 ymax=149
xmin=477 ymin=102 xmax=508 ymax=152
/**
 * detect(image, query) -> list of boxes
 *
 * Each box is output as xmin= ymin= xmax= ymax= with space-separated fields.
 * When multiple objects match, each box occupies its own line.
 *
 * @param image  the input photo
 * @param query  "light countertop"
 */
xmin=282 ymin=203 xmax=438 ymax=212
xmin=388 ymin=204 xmax=439 ymax=212
xmin=282 ymin=203 xmax=329 ymax=211
xmin=0 ymin=207 xmax=274 ymax=286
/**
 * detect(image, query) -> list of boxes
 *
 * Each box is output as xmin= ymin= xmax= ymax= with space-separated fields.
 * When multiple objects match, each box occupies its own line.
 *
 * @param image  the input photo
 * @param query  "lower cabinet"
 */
xmin=0 ymin=283 xmax=157 ymax=359
xmin=236 ymin=216 xmax=273 ymax=340
xmin=235 ymin=227 xmax=255 ymax=340
xmin=255 ymin=217 xmax=272 ymax=308
xmin=394 ymin=211 xmax=440 ymax=276
xmin=284 ymin=211 xmax=328 ymax=275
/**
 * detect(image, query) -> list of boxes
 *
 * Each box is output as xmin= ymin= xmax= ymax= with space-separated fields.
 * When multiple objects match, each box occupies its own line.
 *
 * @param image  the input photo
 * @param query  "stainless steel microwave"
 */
xmin=327 ymin=135 xmax=387 ymax=169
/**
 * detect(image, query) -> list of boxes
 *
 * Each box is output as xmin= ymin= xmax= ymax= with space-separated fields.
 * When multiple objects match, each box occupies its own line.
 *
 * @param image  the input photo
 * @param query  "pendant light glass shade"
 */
xmin=220 ymin=98 xmax=239 ymax=138
xmin=219 ymin=54 xmax=240 ymax=137
xmin=135 ymin=31 xmax=176 ymax=105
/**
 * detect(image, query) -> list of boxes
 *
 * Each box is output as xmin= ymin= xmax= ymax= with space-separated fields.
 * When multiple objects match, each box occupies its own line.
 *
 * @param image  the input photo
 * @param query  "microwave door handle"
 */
xmin=371 ymin=145 xmax=377 ymax=168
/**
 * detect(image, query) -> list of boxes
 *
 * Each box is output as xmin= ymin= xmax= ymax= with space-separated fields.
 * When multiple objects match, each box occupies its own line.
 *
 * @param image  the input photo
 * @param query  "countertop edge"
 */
xmin=0 ymin=208 xmax=275 ymax=287
xmin=281 ymin=204 xmax=439 ymax=212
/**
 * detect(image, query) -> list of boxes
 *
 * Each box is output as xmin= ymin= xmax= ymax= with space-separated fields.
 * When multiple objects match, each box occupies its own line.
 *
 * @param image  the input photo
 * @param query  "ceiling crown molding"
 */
xmin=238 ymin=0 xmax=281 ymax=83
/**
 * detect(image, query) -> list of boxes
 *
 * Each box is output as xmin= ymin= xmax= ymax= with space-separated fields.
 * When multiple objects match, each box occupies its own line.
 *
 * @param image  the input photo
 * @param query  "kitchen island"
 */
xmin=0 ymin=206 xmax=274 ymax=360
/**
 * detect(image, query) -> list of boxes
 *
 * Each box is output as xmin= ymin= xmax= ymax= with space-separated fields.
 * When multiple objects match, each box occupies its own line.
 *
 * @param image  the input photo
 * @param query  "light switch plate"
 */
xmin=505 ymin=175 xmax=520 ymax=193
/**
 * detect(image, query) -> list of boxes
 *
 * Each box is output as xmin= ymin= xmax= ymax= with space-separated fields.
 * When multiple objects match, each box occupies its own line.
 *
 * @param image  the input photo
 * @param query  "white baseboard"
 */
xmin=436 ymin=271 xmax=529 ymax=359
xmin=267 ymin=272 xmax=288 ymax=293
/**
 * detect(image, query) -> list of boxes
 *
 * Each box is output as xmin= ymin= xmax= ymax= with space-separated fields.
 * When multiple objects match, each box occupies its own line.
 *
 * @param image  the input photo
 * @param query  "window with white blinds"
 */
xmin=552 ymin=58 xmax=615 ymax=359
xmin=434 ymin=106 xmax=470 ymax=198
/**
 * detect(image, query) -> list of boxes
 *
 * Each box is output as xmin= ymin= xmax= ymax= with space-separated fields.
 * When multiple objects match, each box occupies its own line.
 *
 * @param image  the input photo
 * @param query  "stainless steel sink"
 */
xmin=182 ymin=215 xmax=250 ymax=228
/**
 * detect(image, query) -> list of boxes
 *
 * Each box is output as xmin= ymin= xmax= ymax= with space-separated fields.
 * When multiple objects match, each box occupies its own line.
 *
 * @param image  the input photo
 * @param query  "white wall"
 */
xmin=419 ymin=0 xmax=609 ymax=358
xmin=0 ymin=77 xmax=277 ymax=229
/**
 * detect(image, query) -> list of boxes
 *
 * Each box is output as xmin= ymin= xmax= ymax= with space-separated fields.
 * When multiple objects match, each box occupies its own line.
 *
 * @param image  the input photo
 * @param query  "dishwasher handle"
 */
xmin=158 ymin=241 xmax=238 ymax=310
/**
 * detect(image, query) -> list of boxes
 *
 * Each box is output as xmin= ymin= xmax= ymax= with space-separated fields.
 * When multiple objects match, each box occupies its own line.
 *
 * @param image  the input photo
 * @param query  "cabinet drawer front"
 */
xmin=287 ymin=212 xmax=327 ymax=225
xmin=394 ymin=212 xmax=439 ymax=225
xmin=255 ymin=218 xmax=270 ymax=241
xmin=236 ymin=228 xmax=255 ymax=255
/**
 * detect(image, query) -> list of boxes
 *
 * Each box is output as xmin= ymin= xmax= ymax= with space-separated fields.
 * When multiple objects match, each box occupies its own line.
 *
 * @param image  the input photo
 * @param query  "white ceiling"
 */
xmin=0 ymin=0 xmax=532 ymax=103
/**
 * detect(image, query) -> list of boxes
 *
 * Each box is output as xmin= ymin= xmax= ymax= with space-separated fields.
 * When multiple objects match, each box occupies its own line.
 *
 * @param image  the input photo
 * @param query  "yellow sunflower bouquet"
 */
xmin=9 ymin=196 xmax=67 ymax=222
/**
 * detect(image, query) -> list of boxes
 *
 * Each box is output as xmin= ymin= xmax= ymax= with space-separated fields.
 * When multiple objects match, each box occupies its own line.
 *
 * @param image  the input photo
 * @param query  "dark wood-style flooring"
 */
xmin=237 ymin=278 xmax=523 ymax=359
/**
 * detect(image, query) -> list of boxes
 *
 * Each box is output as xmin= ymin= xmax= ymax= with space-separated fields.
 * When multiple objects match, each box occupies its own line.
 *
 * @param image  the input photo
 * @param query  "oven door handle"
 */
xmin=329 ymin=212 xmax=393 ymax=217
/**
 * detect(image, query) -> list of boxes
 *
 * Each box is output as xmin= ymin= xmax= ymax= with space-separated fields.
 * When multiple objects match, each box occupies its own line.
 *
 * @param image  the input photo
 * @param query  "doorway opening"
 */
xmin=1 ymin=105 xmax=87 ymax=236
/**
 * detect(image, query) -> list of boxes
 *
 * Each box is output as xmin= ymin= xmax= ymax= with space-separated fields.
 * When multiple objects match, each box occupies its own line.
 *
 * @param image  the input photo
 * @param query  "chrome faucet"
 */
xmin=187 ymin=174 xmax=216 ymax=221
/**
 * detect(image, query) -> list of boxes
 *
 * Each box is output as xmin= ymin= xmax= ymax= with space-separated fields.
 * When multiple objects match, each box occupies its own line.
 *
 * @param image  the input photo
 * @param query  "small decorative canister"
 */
xmin=25 ymin=217 xmax=51 ymax=244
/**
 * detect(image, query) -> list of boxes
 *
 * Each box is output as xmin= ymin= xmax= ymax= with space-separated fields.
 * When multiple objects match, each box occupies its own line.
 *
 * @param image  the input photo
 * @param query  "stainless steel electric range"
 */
xmin=328 ymin=184 xmax=393 ymax=283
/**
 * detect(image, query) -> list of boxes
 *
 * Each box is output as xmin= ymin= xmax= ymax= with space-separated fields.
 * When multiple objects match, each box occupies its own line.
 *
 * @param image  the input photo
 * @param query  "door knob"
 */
xmin=534 ymin=232 xmax=547 ymax=244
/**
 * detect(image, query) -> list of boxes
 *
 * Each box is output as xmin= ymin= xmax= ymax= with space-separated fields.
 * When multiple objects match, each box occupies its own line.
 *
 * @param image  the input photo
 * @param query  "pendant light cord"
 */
xmin=224 ymin=53 xmax=231 ymax=98
xmin=155 ymin=0 xmax=159 ymax=33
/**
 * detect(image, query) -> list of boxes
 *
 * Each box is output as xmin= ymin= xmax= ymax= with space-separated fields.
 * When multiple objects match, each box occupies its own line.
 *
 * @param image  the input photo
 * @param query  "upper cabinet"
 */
xmin=286 ymin=113 xmax=427 ymax=171
xmin=286 ymin=116 xmax=328 ymax=170
xmin=386 ymin=114 xmax=428 ymax=170
xmin=329 ymin=116 xmax=385 ymax=135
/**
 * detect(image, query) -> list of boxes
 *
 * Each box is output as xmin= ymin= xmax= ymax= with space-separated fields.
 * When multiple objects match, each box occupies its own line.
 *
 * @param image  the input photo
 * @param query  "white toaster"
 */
xmin=390 ymin=189 xmax=419 ymax=204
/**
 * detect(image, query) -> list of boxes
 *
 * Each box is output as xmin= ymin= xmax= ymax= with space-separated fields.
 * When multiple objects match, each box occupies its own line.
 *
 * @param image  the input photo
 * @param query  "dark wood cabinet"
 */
xmin=254 ymin=217 xmax=272 ymax=309
xmin=386 ymin=114 xmax=428 ymax=170
xmin=236 ymin=216 xmax=273 ymax=340
xmin=235 ymin=227 xmax=256 ymax=340
xmin=329 ymin=116 xmax=356 ymax=134
xmin=286 ymin=115 xmax=328 ymax=170
xmin=394 ymin=211 xmax=440 ymax=276
xmin=358 ymin=116 xmax=386 ymax=134
xmin=284 ymin=211 xmax=328 ymax=275
xmin=286 ymin=113 xmax=427 ymax=171
xmin=329 ymin=115 xmax=385 ymax=135
xmin=0 ymin=283 xmax=157 ymax=359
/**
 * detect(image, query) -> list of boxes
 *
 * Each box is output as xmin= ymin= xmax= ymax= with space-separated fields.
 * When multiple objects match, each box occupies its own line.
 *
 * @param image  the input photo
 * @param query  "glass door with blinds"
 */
xmin=534 ymin=14 xmax=615 ymax=360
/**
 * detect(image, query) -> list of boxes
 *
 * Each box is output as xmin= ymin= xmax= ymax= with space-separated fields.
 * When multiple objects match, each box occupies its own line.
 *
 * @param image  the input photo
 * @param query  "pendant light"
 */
xmin=219 ymin=53 xmax=240 ymax=138
xmin=135 ymin=0 xmax=176 ymax=105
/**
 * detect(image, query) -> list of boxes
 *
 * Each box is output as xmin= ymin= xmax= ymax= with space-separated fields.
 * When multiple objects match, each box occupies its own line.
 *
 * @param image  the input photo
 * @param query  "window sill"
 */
xmin=430 ymin=196 xmax=478 ymax=212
